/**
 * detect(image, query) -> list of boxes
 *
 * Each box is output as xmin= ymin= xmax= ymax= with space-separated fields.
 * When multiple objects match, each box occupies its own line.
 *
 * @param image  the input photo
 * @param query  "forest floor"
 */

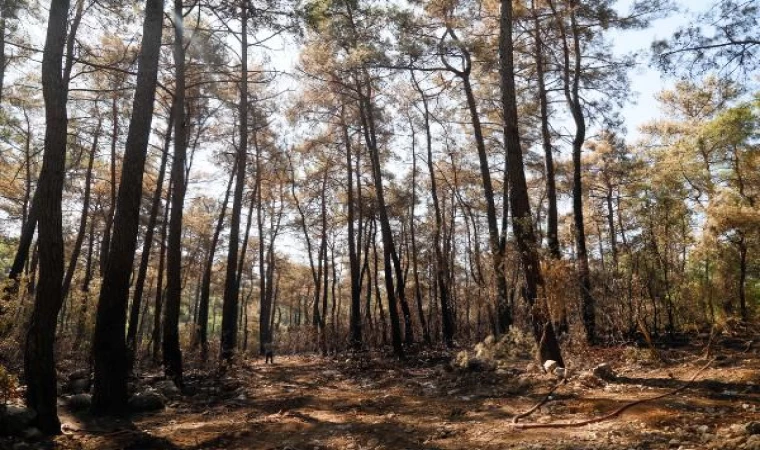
xmin=10 ymin=334 xmax=760 ymax=450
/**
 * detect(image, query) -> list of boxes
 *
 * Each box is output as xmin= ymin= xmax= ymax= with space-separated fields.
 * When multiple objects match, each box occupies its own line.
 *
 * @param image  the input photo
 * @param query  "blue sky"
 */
xmin=612 ymin=0 xmax=714 ymax=140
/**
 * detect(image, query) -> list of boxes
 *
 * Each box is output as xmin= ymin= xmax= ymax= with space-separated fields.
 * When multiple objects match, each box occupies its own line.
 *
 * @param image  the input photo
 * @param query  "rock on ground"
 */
xmin=128 ymin=392 xmax=166 ymax=412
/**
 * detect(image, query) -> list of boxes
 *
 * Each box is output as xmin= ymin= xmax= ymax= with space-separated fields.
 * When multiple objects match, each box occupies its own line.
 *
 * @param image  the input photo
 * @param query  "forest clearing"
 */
xmin=1 ymin=0 xmax=760 ymax=448
xmin=4 ymin=330 xmax=759 ymax=450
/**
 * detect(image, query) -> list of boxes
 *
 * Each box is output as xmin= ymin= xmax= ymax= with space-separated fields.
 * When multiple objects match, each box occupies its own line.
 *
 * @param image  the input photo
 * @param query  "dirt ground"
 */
xmin=14 ymin=336 xmax=760 ymax=450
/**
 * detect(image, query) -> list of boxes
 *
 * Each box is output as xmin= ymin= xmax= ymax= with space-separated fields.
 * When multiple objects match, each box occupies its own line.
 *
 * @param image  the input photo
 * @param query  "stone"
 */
xmin=68 ymin=369 xmax=89 ymax=381
xmin=578 ymin=372 xmax=605 ymax=388
xmin=592 ymin=363 xmax=617 ymax=381
xmin=747 ymin=422 xmax=760 ymax=436
xmin=483 ymin=335 xmax=496 ymax=346
xmin=154 ymin=380 xmax=181 ymax=397
xmin=697 ymin=424 xmax=709 ymax=434
xmin=128 ymin=392 xmax=165 ymax=412
xmin=0 ymin=405 xmax=36 ymax=436
xmin=543 ymin=360 xmax=558 ymax=373
xmin=66 ymin=394 xmax=92 ymax=411
xmin=68 ymin=377 xmax=90 ymax=394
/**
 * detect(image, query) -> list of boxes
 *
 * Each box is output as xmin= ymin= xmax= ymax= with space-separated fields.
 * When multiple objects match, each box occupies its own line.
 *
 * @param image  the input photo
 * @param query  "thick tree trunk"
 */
xmin=500 ymin=0 xmax=564 ymax=367
xmin=163 ymin=0 xmax=186 ymax=386
xmin=23 ymin=0 xmax=70 ymax=433
xmin=91 ymin=0 xmax=165 ymax=414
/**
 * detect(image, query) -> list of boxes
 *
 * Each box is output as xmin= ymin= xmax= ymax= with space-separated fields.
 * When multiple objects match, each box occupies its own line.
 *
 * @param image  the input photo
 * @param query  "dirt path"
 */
xmin=50 ymin=344 xmax=760 ymax=450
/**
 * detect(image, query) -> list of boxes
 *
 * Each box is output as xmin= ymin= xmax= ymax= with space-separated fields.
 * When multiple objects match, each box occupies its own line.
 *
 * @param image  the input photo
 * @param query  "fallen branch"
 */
xmin=512 ymin=358 xmax=714 ymax=430
xmin=512 ymin=378 xmax=566 ymax=424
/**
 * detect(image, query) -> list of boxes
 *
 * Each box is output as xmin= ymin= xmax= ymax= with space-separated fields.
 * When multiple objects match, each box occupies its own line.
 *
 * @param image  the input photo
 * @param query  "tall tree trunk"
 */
xmin=549 ymin=0 xmax=595 ymax=343
xmin=357 ymin=76 xmax=403 ymax=357
xmin=411 ymin=71 xmax=444 ymax=346
xmin=501 ymin=0 xmax=563 ymax=366
xmin=127 ymin=105 xmax=174 ymax=363
xmin=4 ymin=0 xmax=84 ymax=285
xmin=91 ymin=0 xmax=165 ymax=414
xmin=220 ymin=2 xmax=248 ymax=362
xmin=531 ymin=0 xmax=560 ymax=258
xmin=23 ymin=0 xmax=70 ymax=433
xmin=342 ymin=105 xmax=362 ymax=350
xmin=738 ymin=234 xmax=748 ymax=321
xmin=163 ymin=0 xmax=186 ymax=386
xmin=99 ymin=95 xmax=119 ymax=275
xmin=441 ymin=29 xmax=511 ymax=333
xmin=196 ymin=158 xmax=236 ymax=359
xmin=152 ymin=179 xmax=171 ymax=363
xmin=62 ymin=119 xmax=100 ymax=301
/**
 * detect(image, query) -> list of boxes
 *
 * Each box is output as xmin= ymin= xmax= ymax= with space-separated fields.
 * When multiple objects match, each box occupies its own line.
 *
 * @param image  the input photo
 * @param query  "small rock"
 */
xmin=543 ymin=360 xmax=558 ymax=373
xmin=697 ymin=424 xmax=709 ymax=434
xmin=483 ymin=335 xmax=496 ymax=346
xmin=128 ymin=392 xmax=165 ymax=412
xmin=592 ymin=363 xmax=616 ymax=381
xmin=668 ymin=438 xmax=680 ymax=447
xmin=747 ymin=422 xmax=760 ymax=436
xmin=68 ymin=369 xmax=89 ymax=381
xmin=67 ymin=394 xmax=92 ymax=411
xmin=155 ymin=380 xmax=181 ymax=397
xmin=68 ymin=377 xmax=91 ymax=394
xmin=701 ymin=433 xmax=716 ymax=442
xmin=579 ymin=372 xmax=605 ymax=388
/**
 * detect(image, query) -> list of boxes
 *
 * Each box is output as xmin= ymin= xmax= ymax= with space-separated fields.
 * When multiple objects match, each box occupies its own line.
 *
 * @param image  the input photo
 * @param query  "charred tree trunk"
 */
xmin=127 ymin=106 xmax=173 ymax=364
xmin=342 ymin=105 xmax=362 ymax=350
xmin=196 ymin=158 xmax=236 ymax=359
xmin=91 ymin=0 xmax=165 ymax=414
xmin=500 ymin=0 xmax=563 ymax=366
xmin=531 ymin=0 xmax=560 ymax=259
xmin=163 ymin=0 xmax=186 ymax=386
xmin=220 ymin=2 xmax=248 ymax=362
xmin=23 ymin=0 xmax=70 ymax=433
xmin=441 ymin=28 xmax=511 ymax=334
xmin=549 ymin=0 xmax=595 ymax=343
xmin=411 ymin=71 xmax=446 ymax=346
xmin=61 ymin=119 xmax=100 ymax=301
xmin=152 ymin=179 xmax=171 ymax=363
